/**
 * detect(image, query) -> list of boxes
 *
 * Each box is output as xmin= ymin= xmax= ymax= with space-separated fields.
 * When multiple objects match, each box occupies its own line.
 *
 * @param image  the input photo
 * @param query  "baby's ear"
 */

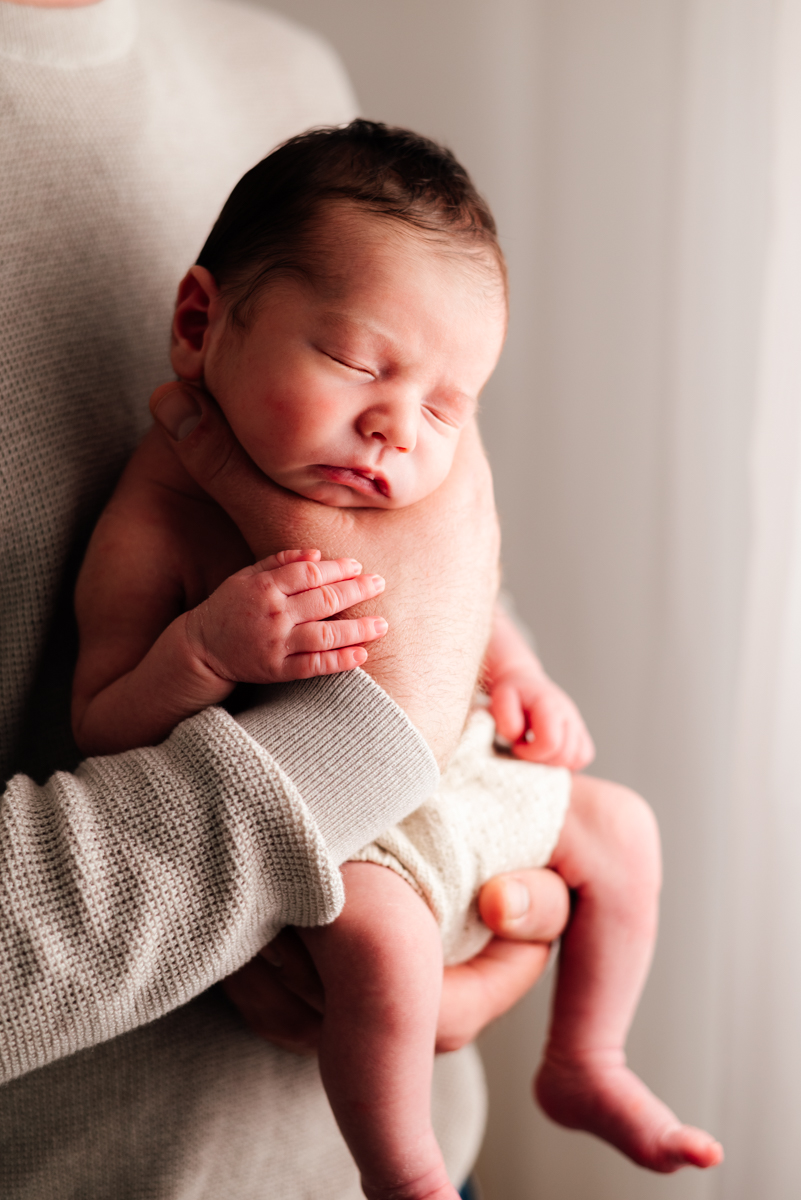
xmin=170 ymin=266 xmax=222 ymax=380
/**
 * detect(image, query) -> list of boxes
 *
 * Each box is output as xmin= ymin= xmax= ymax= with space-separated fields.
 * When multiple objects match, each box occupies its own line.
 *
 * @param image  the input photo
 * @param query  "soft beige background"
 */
xmin=247 ymin=3 xmax=783 ymax=1197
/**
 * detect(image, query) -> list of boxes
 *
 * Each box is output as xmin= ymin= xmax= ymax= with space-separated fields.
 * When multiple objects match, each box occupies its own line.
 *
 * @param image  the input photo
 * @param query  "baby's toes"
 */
xmin=658 ymin=1125 xmax=724 ymax=1172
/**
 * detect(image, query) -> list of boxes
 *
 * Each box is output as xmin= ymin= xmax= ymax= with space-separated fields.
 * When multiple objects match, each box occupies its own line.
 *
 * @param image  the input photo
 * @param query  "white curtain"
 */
xmin=261 ymin=1 xmax=800 ymax=1195
xmin=719 ymin=2 xmax=801 ymax=1194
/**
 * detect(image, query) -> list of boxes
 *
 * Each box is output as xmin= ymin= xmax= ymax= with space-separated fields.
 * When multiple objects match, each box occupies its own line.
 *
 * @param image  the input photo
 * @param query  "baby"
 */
xmin=72 ymin=122 xmax=722 ymax=1199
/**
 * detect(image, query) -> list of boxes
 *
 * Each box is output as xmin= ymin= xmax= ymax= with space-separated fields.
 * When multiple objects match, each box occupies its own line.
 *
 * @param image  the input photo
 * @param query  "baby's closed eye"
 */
xmin=423 ymin=393 xmax=476 ymax=431
xmin=321 ymin=350 xmax=376 ymax=379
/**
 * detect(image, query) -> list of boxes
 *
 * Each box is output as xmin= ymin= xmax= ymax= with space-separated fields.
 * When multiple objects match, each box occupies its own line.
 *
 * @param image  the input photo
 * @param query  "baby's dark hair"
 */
xmin=197 ymin=119 xmax=506 ymax=326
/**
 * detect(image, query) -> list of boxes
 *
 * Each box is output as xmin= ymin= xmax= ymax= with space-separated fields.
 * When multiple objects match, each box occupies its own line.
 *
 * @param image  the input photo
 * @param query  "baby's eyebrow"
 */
xmin=456 ymin=391 xmax=479 ymax=413
xmin=317 ymin=310 xmax=398 ymax=355
xmin=442 ymin=390 xmax=479 ymax=419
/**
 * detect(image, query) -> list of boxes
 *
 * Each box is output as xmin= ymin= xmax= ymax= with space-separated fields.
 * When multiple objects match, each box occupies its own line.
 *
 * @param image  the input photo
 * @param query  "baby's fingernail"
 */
xmin=152 ymin=388 xmax=202 ymax=441
xmin=374 ymin=618 xmax=388 ymax=633
xmin=370 ymin=575 xmax=385 ymax=591
xmin=502 ymin=880 xmax=531 ymax=920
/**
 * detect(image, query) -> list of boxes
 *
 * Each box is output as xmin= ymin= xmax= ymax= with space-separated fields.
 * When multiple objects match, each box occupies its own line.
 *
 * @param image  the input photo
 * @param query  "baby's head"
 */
xmin=171 ymin=120 xmax=507 ymax=508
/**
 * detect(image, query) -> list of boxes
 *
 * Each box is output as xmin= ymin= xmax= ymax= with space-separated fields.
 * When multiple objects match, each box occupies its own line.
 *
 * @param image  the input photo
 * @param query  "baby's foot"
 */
xmin=535 ymin=1049 xmax=723 ymax=1173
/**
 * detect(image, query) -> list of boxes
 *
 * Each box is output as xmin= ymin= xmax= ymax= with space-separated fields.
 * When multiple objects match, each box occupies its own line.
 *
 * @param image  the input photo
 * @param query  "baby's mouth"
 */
xmin=316 ymin=465 xmax=390 ymax=498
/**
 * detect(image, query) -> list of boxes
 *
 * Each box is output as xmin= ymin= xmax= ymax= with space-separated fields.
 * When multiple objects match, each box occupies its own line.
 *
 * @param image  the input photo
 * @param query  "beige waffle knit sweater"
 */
xmin=0 ymin=2 xmax=486 ymax=1194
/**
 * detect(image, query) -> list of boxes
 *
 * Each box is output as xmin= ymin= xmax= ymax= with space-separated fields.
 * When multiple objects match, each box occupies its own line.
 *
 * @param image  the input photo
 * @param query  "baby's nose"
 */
xmin=359 ymin=404 xmax=418 ymax=453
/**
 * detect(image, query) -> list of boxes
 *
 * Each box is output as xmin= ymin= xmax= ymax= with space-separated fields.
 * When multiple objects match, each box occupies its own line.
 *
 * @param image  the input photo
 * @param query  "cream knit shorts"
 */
xmin=352 ymin=707 xmax=571 ymax=966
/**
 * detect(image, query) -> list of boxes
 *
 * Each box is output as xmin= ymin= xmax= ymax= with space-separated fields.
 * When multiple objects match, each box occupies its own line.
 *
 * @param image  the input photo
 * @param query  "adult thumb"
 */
xmin=149 ymin=382 xmax=270 ymax=541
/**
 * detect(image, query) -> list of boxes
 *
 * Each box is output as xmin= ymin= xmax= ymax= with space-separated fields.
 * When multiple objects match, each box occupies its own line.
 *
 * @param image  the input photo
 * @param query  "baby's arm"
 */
xmin=483 ymin=605 xmax=595 ymax=770
xmin=72 ymin=433 xmax=387 ymax=756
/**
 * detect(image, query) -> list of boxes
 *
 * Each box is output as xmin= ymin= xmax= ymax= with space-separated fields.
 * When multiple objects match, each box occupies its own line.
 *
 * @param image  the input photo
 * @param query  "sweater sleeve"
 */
xmin=0 ymin=669 xmax=438 ymax=1083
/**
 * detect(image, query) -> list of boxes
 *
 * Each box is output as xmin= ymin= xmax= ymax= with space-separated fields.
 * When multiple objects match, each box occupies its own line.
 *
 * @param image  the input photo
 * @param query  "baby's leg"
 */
xmin=536 ymin=776 xmax=723 ymax=1172
xmin=299 ymin=862 xmax=459 ymax=1200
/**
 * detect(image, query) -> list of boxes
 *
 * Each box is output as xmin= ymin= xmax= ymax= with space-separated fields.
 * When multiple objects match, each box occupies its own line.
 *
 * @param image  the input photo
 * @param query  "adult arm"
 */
xmin=222 ymin=865 xmax=571 ymax=1055
xmin=0 ymin=670 xmax=437 ymax=1084
xmin=0 ymin=379 xmax=498 ymax=1084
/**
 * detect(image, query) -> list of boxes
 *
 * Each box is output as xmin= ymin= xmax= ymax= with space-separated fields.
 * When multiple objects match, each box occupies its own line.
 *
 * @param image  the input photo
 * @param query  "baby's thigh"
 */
xmin=301 ymin=863 xmax=443 ymax=1010
xmin=549 ymin=776 xmax=662 ymax=894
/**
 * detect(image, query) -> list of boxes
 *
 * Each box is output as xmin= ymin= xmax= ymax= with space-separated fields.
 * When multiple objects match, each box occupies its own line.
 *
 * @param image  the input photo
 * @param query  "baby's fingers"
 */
xmin=525 ymin=700 xmax=596 ymax=769
xmin=290 ymin=572 xmax=386 ymax=621
xmin=489 ymin=681 xmax=527 ymax=744
xmin=255 ymin=548 xmax=322 ymax=572
xmin=513 ymin=706 xmax=566 ymax=764
xmin=278 ymin=647 xmax=372 ymax=681
xmin=579 ymin=727 xmax=596 ymax=768
xmin=564 ymin=725 xmax=596 ymax=771
xmin=287 ymin=616 xmax=388 ymax=655
xmin=553 ymin=720 xmax=581 ymax=769
xmin=251 ymin=555 xmax=363 ymax=595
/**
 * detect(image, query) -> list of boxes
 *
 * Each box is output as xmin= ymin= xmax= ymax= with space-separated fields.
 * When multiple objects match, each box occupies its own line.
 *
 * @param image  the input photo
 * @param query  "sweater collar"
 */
xmin=0 ymin=0 xmax=137 ymax=68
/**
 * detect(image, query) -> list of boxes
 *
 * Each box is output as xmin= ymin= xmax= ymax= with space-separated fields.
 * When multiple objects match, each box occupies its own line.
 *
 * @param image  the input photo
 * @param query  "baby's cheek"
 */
xmin=409 ymin=439 xmax=459 ymax=502
xmin=241 ymin=398 xmax=323 ymax=469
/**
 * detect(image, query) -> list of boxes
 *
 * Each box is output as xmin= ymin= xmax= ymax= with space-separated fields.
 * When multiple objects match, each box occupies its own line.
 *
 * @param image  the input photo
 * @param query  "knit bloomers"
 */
xmin=352 ymin=707 xmax=571 ymax=965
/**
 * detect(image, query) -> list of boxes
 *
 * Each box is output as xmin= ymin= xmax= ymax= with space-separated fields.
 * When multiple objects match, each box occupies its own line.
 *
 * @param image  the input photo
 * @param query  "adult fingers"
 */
xmin=150 ymin=383 xmax=276 ymax=539
xmin=221 ymin=954 xmax=321 ymax=1055
xmin=149 ymin=382 xmax=204 ymax=442
xmin=478 ymin=867 xmax=570 ymax=943
xmin=259 ymin=928 xmax=325 ymax=1012
xmin=436 ymin=939 xmax=551 ymax=1053
xmin=286 ymin=616 xmax=388 ymax=655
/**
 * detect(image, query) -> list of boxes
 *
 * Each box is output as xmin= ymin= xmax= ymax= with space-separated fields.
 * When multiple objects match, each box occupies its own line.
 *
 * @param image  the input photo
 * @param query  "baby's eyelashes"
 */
xmin=321 ymin=349 xmax=375 ymax=379
xmin=423 ymin=389 xmax=477 ymax=430
xmin=423 ymin=405 xmax=469 ymax=433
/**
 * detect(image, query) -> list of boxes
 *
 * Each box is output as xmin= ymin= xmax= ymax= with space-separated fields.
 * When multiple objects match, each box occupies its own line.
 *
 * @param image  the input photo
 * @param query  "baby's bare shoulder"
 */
xmin=96 ymin=427 xmax=253 ymax=606
xmin=73 ymin=428 xmax=256 ymax=703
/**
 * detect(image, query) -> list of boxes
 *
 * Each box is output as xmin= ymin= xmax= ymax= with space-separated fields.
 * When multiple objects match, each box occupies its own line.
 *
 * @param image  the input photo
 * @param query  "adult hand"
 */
xmin=221 ymin=867 xmax=570 ymax=1054
xmin=150 ymin=382 xmax=500 ymax=766
xmin=436 ymin=864 xmax=569 ymax=1052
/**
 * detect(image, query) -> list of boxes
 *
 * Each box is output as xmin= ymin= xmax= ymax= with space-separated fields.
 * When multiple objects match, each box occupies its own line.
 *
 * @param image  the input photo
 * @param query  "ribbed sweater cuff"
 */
xmin=236 ymin=670 xmax=439 ymax=864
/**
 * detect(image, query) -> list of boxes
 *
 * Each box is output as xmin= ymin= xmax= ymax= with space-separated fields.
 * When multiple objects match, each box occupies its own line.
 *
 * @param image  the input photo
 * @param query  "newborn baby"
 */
xmin=72 ymin=122 xmax=722 ymax=1200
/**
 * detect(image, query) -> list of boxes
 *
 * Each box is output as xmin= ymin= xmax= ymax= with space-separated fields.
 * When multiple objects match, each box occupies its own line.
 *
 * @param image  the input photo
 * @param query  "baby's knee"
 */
xmin=569 ymin=777 xmax=662 ymax=893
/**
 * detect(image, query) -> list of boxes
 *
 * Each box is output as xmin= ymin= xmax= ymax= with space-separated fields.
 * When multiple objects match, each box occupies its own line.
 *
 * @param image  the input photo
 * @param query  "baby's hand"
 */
xmin=489 ymin=666 xmax=595 ymax=771
xmin=185 ymin=549 xmax=387 ymax=686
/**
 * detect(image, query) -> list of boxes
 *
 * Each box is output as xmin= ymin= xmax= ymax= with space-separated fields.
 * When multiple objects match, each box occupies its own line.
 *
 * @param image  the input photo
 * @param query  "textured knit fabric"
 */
xmin=354 ymin=708 xmax=570 ymax=964
xmin=0 ymin=1 xmax=485 ymax=1195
